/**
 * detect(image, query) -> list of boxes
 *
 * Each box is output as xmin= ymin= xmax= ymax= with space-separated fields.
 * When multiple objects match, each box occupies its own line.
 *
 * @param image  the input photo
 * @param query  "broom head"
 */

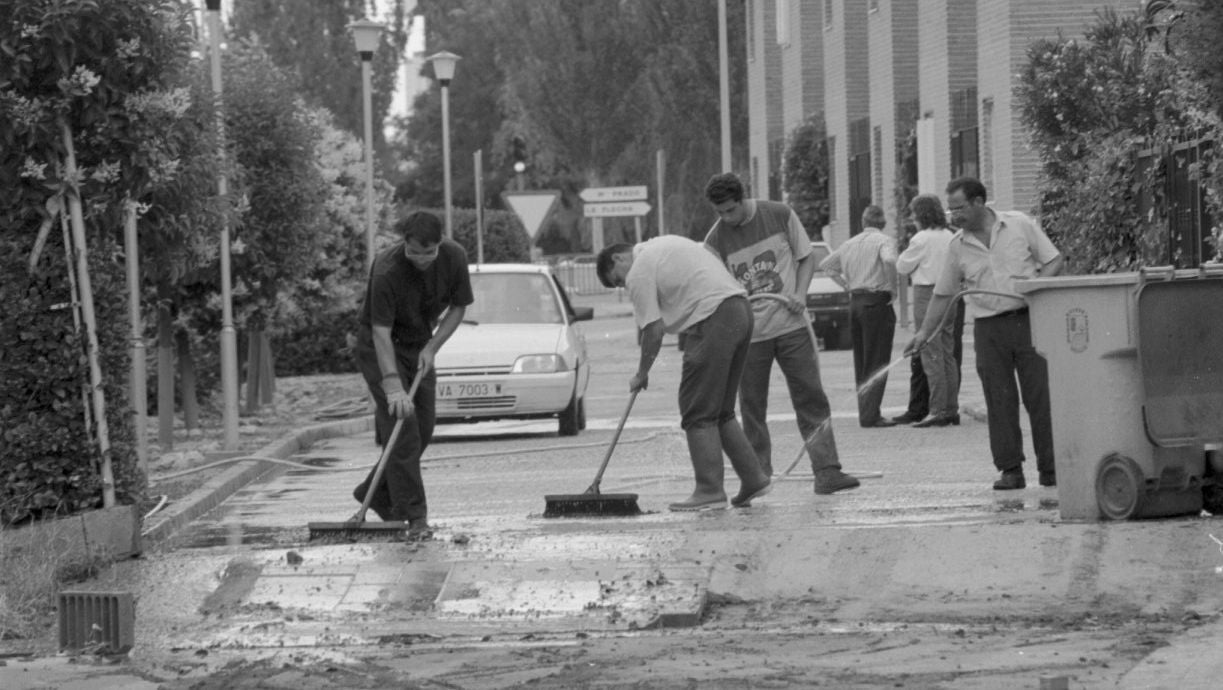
xmin=543 ymin=492 xmax=642 ymax=518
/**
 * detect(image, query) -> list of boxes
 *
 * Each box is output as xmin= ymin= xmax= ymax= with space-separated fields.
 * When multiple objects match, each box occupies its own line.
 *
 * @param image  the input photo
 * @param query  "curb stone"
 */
xmin=140 ymin=415 xmax=374 ymax=547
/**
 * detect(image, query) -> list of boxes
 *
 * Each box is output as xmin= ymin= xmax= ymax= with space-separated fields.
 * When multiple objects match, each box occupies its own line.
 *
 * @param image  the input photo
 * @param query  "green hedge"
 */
xmin=0 ymin=233 xmax=144 ymax=526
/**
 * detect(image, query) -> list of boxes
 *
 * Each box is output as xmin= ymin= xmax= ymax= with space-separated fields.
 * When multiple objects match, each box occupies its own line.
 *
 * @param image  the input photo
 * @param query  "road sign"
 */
xmin=501 ymin=190 xmax=560 ymax=239
xmin=579 ymin=186 xmax=648 ymax=203
xmin=583 ymin=201 xmax=652 ymax=218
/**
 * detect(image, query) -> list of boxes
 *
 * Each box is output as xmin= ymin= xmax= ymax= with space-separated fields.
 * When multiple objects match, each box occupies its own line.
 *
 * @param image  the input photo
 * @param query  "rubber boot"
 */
xmin=669 ymin=426 xmax=728 ymax=511
xmin=718 ymin=419 xmax=772 ymax=507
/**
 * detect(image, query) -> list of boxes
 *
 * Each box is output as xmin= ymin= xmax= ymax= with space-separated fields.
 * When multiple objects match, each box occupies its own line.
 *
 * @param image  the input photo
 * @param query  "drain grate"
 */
xmin=57 ymin=591 xmax=135 ymax=653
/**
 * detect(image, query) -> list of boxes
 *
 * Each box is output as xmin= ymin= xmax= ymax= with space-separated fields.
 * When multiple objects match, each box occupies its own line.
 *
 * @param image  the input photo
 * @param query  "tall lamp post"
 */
xmin=205 ymin=0 xmax=239 ymax=449
xmin=350 ymin=19 xmax=386 ymax=272
xmin=427 ymin=51 xmax=460 ymax=239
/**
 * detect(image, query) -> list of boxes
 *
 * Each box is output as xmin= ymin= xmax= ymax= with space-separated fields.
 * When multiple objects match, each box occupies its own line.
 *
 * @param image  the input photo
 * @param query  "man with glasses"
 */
xmin=352 ymin=211 xmax=473 ymax=537
xmin=905 ymin=177 xmax=1063 ymax=490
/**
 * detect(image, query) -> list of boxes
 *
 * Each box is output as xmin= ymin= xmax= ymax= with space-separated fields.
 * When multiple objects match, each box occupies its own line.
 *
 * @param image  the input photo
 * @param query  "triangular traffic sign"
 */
xmin=501 ymin=190 xmax=561 ymax=239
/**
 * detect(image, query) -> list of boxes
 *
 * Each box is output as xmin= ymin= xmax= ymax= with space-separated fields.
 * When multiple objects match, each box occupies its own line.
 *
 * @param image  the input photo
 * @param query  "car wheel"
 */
xmin=559 ymin=394 xmax=582 ymax=436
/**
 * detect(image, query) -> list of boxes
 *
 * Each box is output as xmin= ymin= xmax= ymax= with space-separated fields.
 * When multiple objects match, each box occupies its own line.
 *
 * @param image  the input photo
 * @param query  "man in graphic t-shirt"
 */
xmin=703 ymin=173 xmax=859 ymax=495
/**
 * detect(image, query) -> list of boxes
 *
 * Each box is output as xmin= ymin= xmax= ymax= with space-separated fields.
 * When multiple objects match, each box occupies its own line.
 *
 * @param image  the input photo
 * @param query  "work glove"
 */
xmin=382 ymin=375 xmax=414 ymax=419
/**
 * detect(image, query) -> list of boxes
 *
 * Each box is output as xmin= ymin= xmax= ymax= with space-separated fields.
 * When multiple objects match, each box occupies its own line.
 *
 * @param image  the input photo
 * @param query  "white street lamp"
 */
xmin=350 ymin=19 xmax=386 ymax=272
xmin=427 ymin=50 xmax=461 ymax=239
xmin=206 ymin=0 xmax=239 ymax=449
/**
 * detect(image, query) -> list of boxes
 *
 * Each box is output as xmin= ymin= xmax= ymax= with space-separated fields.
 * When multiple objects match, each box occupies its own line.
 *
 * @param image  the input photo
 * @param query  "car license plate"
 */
xmin=436 ymin=382 xmax=502 ymax=399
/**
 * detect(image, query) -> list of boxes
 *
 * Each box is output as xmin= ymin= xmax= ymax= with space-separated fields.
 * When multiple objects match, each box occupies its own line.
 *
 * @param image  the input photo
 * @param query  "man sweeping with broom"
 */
xmin=596 ymin=236 xmax=772 ymax=511
xmin=351 ymin=211 xmax=473 ymax=538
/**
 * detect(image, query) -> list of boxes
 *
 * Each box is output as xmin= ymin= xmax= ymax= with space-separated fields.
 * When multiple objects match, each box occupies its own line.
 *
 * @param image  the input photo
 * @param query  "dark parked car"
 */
xmin=805 ymin=241 xmax=852 ymax=350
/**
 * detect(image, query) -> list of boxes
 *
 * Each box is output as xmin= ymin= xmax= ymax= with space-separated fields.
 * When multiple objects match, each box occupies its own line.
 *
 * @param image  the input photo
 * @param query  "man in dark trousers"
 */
xmin=352 ymin=211 xmax=473 ymax=536
xmin=820 ymin=205 xmax=899 ymax=428
xmin=596 ymin=236 xmax=772 ymax=512
xmin=702 ymin=172 xmax=859 ymax=495
xmin=906 ymin=177 xmax=1063 ymax=490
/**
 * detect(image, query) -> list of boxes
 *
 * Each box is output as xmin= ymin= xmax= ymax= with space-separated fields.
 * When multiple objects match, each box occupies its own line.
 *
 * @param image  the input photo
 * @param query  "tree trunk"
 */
xmin=157 ymin=305 xmax=175 ymax=448
xmin=176 ymin=330 xmax=199 ymax=431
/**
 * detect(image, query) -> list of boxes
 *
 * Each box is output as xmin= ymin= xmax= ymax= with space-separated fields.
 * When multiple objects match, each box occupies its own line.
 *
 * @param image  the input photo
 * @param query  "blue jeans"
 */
xmin=738 ymin=326 xmax=841 ymax=475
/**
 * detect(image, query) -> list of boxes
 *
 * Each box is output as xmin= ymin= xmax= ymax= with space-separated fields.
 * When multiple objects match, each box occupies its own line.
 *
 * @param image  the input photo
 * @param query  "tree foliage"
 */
xmin=0 ymin=0 xmax=201 ymax=522
xmin=782 ymin=114 xmax=830 ymax=239
xmin=398 ymin=0 xmax=749 ymax=246
xmin=229 ymin=0 xmax=411 ymax=152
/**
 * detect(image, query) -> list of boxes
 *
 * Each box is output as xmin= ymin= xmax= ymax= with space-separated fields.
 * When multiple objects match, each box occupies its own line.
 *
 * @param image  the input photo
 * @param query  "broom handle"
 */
xmin=586 ymin=389 xmax=638 ymax=493
xmin=352 ymin=366 xmax=426 ymax=522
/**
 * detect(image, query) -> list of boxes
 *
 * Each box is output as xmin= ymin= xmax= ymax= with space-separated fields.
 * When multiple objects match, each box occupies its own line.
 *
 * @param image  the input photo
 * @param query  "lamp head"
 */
xmin=427 ymin=50 xmax=462 ymax=84
xmin=349 ymin=20 xmax=386 ymax=58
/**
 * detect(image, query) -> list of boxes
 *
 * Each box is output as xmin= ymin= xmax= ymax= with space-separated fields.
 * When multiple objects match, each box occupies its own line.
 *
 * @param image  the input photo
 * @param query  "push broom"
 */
xmin=308 ymin=367 xmax=425 ymax=540
xmin=544 ymin=390 xmax=642 ymax=517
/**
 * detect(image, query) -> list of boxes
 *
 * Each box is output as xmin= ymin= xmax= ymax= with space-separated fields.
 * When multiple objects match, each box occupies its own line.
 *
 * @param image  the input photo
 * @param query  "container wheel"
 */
xmin=1095 ymin=454 xmax=1145 ymax=520
xmin=1203 ymin=483 xmax=1223 ymax=516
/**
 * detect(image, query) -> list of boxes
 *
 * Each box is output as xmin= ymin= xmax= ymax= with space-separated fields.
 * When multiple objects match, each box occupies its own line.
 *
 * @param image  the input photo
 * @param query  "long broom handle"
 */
xmin=585 ymin=389 xmax=639 ymax=494
xmin=352 ymin=366 xmax=426 ymax=522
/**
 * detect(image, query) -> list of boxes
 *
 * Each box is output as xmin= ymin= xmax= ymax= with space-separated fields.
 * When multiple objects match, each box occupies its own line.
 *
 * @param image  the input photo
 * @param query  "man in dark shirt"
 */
xmin=352 ymin=211 xmax=473 ymax=536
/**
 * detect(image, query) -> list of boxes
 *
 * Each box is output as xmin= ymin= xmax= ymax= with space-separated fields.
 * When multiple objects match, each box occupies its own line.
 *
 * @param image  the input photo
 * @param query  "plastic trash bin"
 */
xmin=1015 ymin=266 xmax=1223 ymax=520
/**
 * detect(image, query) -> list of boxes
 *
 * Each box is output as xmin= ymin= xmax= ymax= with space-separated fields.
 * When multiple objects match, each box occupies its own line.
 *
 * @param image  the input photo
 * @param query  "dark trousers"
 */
xmin=850 ymin=291 xmax=897 ymax=426
xmin=353 ymin=343 xmax=437 ymax=521
xmin=973 ymin=310 xmax=1054 ymax=474
xmin=678 ymin=296 xmax=752 ymax=431
xmin=739 ymin=326 xmax=840 ymax=475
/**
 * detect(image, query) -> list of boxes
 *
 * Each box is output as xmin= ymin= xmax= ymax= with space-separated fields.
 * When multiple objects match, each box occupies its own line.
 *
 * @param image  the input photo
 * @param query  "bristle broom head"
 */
xmin=543 ymin=493 xmax=642 ymax=518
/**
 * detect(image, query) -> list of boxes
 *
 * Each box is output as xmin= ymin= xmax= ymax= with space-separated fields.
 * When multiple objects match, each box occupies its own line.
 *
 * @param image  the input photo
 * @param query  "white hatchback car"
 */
xmin=433 ymin=263 xmax=593 ymax=435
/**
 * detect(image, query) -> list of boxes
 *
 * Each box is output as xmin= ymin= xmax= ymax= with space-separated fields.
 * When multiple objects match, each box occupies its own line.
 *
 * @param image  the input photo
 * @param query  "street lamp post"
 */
xmin=350 ymin=19 xmax=386 ymax=273
xmin=205 ymin=0 xmax=239 ymax=449
xmin=427 ymin=51 xmax=461 ymax=239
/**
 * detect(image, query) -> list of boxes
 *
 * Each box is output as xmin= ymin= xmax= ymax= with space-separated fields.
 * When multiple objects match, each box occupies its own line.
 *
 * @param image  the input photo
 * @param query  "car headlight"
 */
xmin=512 ymin=354 xmax=567 ymax=373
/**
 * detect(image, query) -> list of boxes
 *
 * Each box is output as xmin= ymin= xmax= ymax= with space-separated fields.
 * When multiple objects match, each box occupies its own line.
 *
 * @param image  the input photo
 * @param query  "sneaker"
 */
xmin=993 ymin=469 xmax=1026 ymax=491
xmin=814 ymin=470 xmax=861 ymax=495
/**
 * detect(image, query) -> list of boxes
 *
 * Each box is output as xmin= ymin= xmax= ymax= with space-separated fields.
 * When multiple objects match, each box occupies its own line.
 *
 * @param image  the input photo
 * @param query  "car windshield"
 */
xmin=809 ymin=245 xmax=831 ymax=274
xmin=465 ymin=272 xmax=564 ymax=325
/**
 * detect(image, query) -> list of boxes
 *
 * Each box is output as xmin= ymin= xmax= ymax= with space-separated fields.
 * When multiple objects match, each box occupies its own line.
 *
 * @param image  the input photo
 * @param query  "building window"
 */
xmin=981 ymin=97 xmax=994 ymax=192
xmin=950 ymin=87 xmax=979 ymax=181
xmin=849 ymin=118 xmax=872 ymax=236
xmin=776 ymin=0 xmax=791 ymax=46
xmin=872 ymin=125 xmax=883 ymax=204
xmin=824 ymin=0 xmax=834 ymax=29
xmin=747 ymin=0 xmax=755 ymax=61
xmin=769 ymin=137 xmax=786 ymax=200
xmin=827 ymin=136 xmax=837 ymax=220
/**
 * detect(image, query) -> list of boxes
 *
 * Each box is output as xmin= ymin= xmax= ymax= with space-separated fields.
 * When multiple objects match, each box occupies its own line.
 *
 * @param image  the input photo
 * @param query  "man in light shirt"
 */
xmin=596 ymin=236 xmax=772 ymax=512
xmin=819 ymin=206 xmax=899 ymax=428
xmin=906 ymin=177 xmax=1063 ymax=490
xmin=896 ymin=194 xmax=960 ymax=428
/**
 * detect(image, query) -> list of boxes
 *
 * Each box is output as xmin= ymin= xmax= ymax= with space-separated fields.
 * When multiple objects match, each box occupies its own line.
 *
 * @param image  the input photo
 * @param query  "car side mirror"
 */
xmin=571 ymin=306 xmax=594 ymax=322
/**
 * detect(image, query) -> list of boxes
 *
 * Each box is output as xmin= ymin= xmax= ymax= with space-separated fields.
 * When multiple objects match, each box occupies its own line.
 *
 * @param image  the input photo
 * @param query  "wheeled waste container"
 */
xmin=1014 ymin=265 xmax=1223 ymax=521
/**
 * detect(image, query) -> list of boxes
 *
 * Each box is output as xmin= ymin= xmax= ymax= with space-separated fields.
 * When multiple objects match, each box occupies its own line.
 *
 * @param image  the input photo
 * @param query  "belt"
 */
xmin=848 ymin=289 xmax=892 ymax=296
xmin=980 ymin=307 xmax=1029 ymax=319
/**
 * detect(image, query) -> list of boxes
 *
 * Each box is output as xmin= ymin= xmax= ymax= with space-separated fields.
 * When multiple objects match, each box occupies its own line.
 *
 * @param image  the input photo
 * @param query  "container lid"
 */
xmin=1013 ymin=273 xmax=1140 ymax=295
xmin=1137 ymin=278 xmax=1223 ymax=446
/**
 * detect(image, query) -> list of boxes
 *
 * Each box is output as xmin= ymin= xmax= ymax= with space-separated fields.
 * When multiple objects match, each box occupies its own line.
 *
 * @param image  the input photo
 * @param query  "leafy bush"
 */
xmin=0 ymin=236 xmax=145 ymax=525
xmin=782 ymin=114 xmax=831 ymax=240
xmin=1018 ymin=7 xmax=1223 ymax=272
